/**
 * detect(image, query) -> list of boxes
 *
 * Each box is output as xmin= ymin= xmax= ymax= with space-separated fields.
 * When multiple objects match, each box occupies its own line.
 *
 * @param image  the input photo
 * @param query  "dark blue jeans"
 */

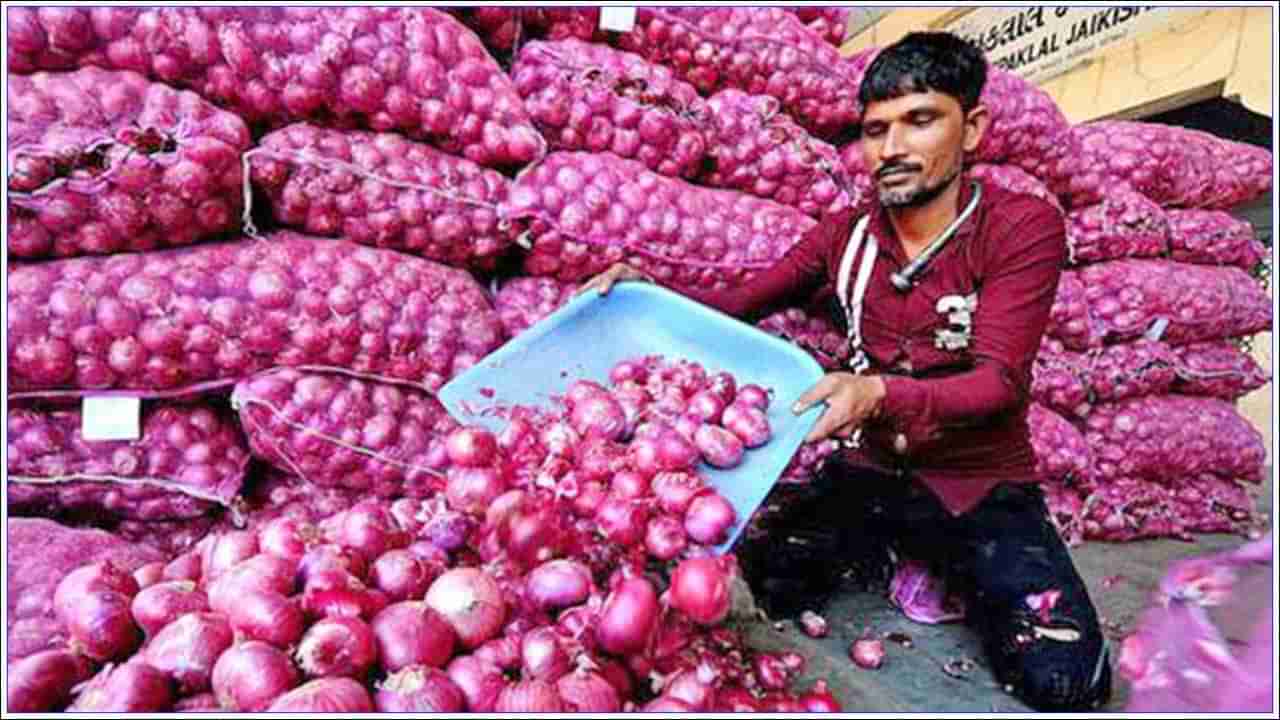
xmin=739 ymin=460 xmax=1112 ymax=712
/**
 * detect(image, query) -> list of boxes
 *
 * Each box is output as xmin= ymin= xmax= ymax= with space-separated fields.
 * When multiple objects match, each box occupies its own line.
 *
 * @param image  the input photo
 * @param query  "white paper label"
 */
xmin=1143 ymin=316 xmax=1170 ymax=342
xmin=599 ymin=7 xmax=637 ymax=32
xmin=82 ymin=397 xmax=142 ymax=441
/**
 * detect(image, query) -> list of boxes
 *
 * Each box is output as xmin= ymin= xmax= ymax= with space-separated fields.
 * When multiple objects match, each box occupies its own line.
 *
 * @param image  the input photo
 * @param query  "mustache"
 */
xmin=876 ymin=163 xmax=922 ymax=179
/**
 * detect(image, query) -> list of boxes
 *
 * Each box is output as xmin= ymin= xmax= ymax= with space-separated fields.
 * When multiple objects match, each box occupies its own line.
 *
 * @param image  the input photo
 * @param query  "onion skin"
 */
xmin=295 ymin=617 xmax=378 ymax=679
xmin=267 ymin=678 xmax=374 ymax=712
xmin=371 ymin=601 xmax=457 ymax=671
xmin=375 ymin=666 xmax=467 ymax=712
xmin=133 ymin=562 xmax=166 ymax=589
xmin=595 ymin=576 xmax=660 ymax=656
xmin=132 ymin=580 xmax=209 ymax=638
xmin=6 ymin=650 xmax=94 ymax=712
xmin=68 ymin=662 xmax=175 ymax=712
xmin=144 ymin=612 xmax=234 ymax=695
xmin=211 ymin=641 xmax=301 ymax=711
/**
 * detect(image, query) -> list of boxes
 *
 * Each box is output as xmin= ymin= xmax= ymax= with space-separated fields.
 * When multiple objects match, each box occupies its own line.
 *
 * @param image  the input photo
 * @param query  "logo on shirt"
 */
xmin=935 ymin=293 xmax=978 ymax=351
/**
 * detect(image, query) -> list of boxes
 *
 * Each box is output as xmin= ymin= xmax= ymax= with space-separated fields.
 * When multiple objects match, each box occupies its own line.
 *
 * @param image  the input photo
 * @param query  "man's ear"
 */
xmin=962 ymin=104 xmax=991 ymax=154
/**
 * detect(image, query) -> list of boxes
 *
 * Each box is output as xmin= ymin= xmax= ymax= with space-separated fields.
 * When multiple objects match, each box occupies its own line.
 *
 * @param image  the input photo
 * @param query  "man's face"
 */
xmin=860 ymin=90 xmax=982 ymax=209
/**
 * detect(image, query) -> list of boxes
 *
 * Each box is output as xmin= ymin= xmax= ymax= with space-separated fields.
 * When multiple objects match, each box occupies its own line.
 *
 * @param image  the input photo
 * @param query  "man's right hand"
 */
xmin=577 ymin=262 xmax=652 ymax=296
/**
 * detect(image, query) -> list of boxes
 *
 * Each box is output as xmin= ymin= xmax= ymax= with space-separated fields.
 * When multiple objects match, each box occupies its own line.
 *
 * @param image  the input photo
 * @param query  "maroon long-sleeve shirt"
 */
xmin=684 ymin=176 xmax=1067 ymax=516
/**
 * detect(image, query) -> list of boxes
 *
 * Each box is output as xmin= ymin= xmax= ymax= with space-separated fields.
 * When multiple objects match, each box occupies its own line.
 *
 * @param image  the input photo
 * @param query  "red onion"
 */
xmin=715 ymin=685 xmax=762 ymax=712
xmin=596 ymin=658 xmax=635 ymax=700
xmin=571 ymin=393 xmax=628 ymax=441
xmin=596 ymin=495 xmax=650 ymax=547
xmin=557 ymin=668 xmax=622 ymax=712
xmin=334 ymin=502 xmax=409 ymax=561
xmin=501 ymin=503 xmax=568 ymax=566
xmin=541 ymin=421 xmax=582 ymax=459
xmin=578 ymin=438 xmax=625 ymax=481
xmin=753 ymin=653 xmax=791 ymax=690
xmin=695 ymin=423 xmax=746 ymax=468
xmin=495 ymin=679 xmax=565 ymax=712
xmin=203 ymin=531 xmax=258 ymax=581
xmin=302 ymin=581 xmax=389 ymax=621
xmin=296 ymin=617 xmax=377 ymax=679
xmin=780 ymin=651 xmax=806 ymax=673
xmin=163 ymin=551 xmax=203 ymax=583
xmin=560 ymin=380 xmax=605 ymax=409
xmin=722 ymin=403 xmax=772 ymax=448
xmin=228 ymin=590 xmax=305 ymax=648
xmin=596 ymin=576 xmax=660 ymax=656
xmin=6 ymin=650 xmax=94 ymax=712
xmin=657 ymin=427 xmax=701 ymax=470
xmin=407 ymin=540 xmax=452 ymax=569
xmin=643 ymin=696 xmax=695 ymax=711
xmin=850 ymin=638 xmax=885 ymax=669
xmin=64 ymin=590 xmax=141 ymax=661
xmin=572 ymin=480 xmax=608 ymax=517
xmin=69 ymin=662 xmax=174 ymax=712
xmin=800 ymin=680 xmax=843 ymax=712
xmin=54 ymin=561 xmax=139 ymax=620
xmin=474 ymin=635 xmax=523 ymax=670
xmin=762 ymin=691 xmax=807 ymax=712
xmin=376 ymin=666 xmax=466 ymax=712
xmin=371 ymin=601 xmax=457 ymax=671
xmin=609 ymin=360 xmax=649 ymax=385
xmin=645 ymin=514 xmax=690 ymax=561
xmin=800 ymin=610 xmax=829 ymax=638
xmin=526 ymin=559 xmax=593 ymax=611
xmin=133 ymin=562 xmax=165 ymax=589
xmin=446 ymin=656 xmax=506 ymax=712
xmin=611 ymin=469 xmax=650 ymax=499
xmin=670 ymin=556 xmax=733 ymax=625
xmin=423 ymin=509 xmax=474 ymax=552
xmin=298 ymin=544 xmax=367 ymax=587
xmin=371 ymin=549 xmax=435 ymax=602
xmin=446 ymin=466 xmax=508 ymax=515
xmin=685 ymin=491 xmax=737 ymax=545
xmin=208 ymin=554 xmax=296 ymax=615
xmin=267 ymin=678 xmax=374 ymax=712
xmin=145 ymin=612 xmax=234 ymax=695
xmin=735 ymin=384 xmax=772 ymax=410
xmin=132 ymin=580 xmax=209 ymax=638
xmin=651 ymin=471 xmax=705 ymax=514
xmin=521 ymin=626 xmax=572 ymax=681
xmin=445 ymin=426 xmax=499 ymax=467
xmin=212 ymin=641 xmax=301 ymax=711
xmin=673 ymin=413 xmax=703 ymax=441
xmin=258 ymin=517 xmax=316 ymax=561
xmin=705 ymin=371 xmax=738 ymax=405
xmin=485 ymin=488 xmax=527 ymax=530
xmin=687 ymin=390 xmax=728 ymax=423
xmin=663 ymin=665 xmax=717 ymax=710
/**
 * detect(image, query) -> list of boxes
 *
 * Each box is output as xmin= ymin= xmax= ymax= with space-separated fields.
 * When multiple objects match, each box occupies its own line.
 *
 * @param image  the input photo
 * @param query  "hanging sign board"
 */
xmin=945 ymin=7 xmax=1187 ymax=84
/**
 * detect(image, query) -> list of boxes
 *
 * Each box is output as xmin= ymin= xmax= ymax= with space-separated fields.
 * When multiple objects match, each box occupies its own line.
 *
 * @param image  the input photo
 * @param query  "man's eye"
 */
xmin=912 ymin=115 xmax=934 ymax=126
xmin=863 ymin=125 xmax=886 ymax=137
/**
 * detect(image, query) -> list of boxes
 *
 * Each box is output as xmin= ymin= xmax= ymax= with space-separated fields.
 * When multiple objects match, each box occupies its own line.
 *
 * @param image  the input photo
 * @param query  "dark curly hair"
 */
xmin=859 ymin=31 xmax=989 ymax=112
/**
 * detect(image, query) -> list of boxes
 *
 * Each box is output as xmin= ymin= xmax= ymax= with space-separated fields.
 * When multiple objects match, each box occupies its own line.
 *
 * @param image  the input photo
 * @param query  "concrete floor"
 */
xmin=731 ymin=472 xmax=1274 ymax=713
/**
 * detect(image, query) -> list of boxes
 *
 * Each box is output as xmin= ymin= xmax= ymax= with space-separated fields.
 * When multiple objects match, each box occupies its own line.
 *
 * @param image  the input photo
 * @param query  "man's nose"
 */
xmin=879 ymin=123 xmax=906 ymax=160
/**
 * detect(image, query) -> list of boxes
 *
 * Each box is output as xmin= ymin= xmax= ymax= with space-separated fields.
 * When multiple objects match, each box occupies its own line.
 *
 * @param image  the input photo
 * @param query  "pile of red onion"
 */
xmin=12 ymin=354 xmax=842 ymax=712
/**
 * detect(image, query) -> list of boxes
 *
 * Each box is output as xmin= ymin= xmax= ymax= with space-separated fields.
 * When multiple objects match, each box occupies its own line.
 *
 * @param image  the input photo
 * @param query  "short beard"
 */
xmin=878 ymin=162 xmax=962 ymax=209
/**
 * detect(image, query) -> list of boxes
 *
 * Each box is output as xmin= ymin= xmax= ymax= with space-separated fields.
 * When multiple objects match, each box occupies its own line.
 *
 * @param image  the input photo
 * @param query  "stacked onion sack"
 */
xmin=838 ymin=51 xmax=1273 ymax=544
xmin=1032 ymin=121 xmax=1272 ymax=543
xmin=9 ymin=355 xmax=843 ymax=713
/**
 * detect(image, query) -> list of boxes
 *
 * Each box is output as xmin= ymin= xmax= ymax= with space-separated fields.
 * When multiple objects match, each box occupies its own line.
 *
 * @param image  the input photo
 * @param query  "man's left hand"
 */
xmin=792 ymin=372 xmax=887 ymax=443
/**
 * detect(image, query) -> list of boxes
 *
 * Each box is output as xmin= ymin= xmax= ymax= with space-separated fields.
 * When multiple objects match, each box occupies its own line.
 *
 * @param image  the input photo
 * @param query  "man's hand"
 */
xmin=577 ymin=262 xmax=652 ymax=296
xmin=792 ymin=372 xmax=887 ymax=443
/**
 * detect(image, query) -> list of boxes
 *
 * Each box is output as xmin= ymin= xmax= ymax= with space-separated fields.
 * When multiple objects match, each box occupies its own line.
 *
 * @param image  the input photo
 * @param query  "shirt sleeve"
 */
xmin=673 ymin=214 xmax=843 ymax=321
xmin=878 ymin=200 xmax=1067 ymax=446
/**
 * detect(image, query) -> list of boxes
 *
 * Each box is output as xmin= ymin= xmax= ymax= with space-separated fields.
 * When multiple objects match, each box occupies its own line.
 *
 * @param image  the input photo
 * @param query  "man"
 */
xmin=581 ymin=32 xmax=1111 ymax=712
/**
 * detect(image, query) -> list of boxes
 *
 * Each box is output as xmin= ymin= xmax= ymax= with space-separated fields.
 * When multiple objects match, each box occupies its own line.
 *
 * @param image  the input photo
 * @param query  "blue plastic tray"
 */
xmin=439 ymin=282 xmax=826 ymax=553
